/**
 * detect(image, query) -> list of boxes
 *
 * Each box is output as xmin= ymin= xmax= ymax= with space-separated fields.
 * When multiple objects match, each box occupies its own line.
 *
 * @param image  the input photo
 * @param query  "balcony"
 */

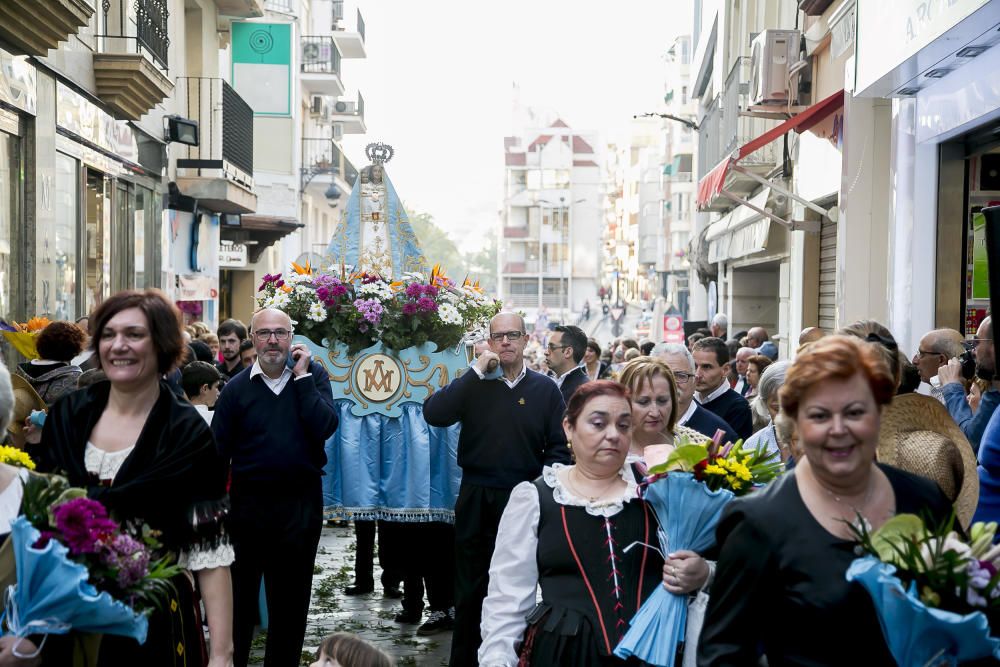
xmin=174 ymin=77 xmax=257 ymax=214
xmin=333 ymin=7 xmax=366 ymax=59
xmin=302 ymin=138 xmax=358 ymax=196
xmin=215 ymin=0 xmax=265 ymax=18
xmin=798 ymin=0 xmax=835 ymax=15
xmin=0 ymin=0 xmax=93 ymax=56
xmin=92 ymin=0 xmax=173 ymax=120
xmin=503 ymin=226 xmax=530 ymax=239
xmin=330 ymin=91 xmax=366 ymax=134
xmin=301 ymin=36 xmax=344 ymax=96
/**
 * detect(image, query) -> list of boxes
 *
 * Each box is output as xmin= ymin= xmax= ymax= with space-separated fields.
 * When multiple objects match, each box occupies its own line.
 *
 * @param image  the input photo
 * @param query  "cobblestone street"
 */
xmin=248 ymin=522 xmax=452 ymax=666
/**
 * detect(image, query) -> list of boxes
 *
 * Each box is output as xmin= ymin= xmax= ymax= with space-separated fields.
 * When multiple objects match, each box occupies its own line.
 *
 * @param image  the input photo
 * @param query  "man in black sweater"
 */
xmin=424 ymin=312 xmax=570 ymax=666
xmin=691 ymin=336 xmax=753 ymax=441
xmin=545 ymin=324 xmax=590 ymax=404
xmin=212 ymin=308 xmax=339 ymax=667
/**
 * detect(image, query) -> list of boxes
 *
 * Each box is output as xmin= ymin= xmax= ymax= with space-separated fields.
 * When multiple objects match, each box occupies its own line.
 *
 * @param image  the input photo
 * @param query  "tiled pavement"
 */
xmin=248 ymin=521 xmax=453 ymax=666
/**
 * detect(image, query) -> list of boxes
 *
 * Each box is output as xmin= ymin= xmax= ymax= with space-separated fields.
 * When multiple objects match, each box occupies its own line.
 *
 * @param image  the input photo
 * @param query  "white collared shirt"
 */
xmin=249 ymin=360 xmax=311 ymax=395
xmin=678 ymin=399 xmax=698 ymax=426
xmin=553 ymin=364 xmax=583 ymax=389
xmin=473 ymin=361 xmax=528 ymax=389
xmin=733 ymin=376 xmax=748 ymax=395
xmin=695 ymin=380 xmax=730 ymax=405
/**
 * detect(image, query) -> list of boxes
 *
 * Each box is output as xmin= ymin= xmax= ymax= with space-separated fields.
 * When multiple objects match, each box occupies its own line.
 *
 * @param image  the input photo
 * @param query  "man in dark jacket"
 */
xmin=424 ymin=312 xmax=570 ymax=666
xmin=213 ymin=308 xmax=339 ymax=667
xmin=545 ymin=324 xmax=590 ymax=404
xmin=691 ymin=337 xmax=753 ymax=440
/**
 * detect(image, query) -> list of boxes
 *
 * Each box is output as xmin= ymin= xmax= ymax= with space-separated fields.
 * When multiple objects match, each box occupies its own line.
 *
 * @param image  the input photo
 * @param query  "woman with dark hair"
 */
xmin=698 ymin=336 xmax=953 ymax=665
xmin=15 ymin=321 xmax=86 ymax=405
xmin=583 ymin=338 xmax=610 ymax=381
xmin=38 ymin=289 xmax=233 ymax=667
xmin=479 ymin=380 xmax=668 ymax=666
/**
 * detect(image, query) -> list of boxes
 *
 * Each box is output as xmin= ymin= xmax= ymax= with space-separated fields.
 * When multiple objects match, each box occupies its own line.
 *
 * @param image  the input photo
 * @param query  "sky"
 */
xmin=341 ymin=0 xmax=690 ymax=252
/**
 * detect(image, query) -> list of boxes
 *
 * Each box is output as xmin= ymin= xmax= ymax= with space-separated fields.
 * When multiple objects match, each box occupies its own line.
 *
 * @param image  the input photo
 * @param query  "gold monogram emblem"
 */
xmin=355 ymin=353 xmax=403 ymax=402
xmin=518 ymin=398 xmax=525 ymax=405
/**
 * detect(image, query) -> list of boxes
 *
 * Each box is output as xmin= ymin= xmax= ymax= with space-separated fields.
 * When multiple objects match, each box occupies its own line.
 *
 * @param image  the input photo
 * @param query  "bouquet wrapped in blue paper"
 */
xmin=0 ymin=473 xmax=181 ymax=660
xmin=614 ymin=433 xmax=783 ymax=667
xmin=846 ymin=513 xmax=1000 ymax=665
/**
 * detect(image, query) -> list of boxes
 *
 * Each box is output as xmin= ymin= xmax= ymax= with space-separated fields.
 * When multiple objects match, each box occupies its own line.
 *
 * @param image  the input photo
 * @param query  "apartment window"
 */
xmin=681 ymin=86 xmax=688 ymax=104
xmin=676 ymin=193 xmax=687 ymax=218
xmin=508 ymin=278 xmax=536 ymax=295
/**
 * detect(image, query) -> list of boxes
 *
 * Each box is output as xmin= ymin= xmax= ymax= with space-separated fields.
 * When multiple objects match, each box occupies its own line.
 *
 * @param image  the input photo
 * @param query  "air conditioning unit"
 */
xmin=333 ymin=100 xmax=356 ymax=114
xmin=310 ymin=95 xmax=324 ymax=116
xmin=749 ymin=29 xmax=801 ymax=106
xmin=332 ymin=123 xmax=344 ymax=141
xmin=301 ymin=40 xmax=331 ymax=64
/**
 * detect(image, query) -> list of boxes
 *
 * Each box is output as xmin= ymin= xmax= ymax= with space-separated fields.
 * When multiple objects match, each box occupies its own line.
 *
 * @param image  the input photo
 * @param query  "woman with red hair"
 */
xmin=698 ymin=336 xmax=953 ymax=666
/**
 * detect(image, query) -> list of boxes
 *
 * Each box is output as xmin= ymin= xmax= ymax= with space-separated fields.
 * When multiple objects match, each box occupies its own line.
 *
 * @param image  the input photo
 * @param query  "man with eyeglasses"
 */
xmin=939 ymin=317 xmax=1000 ymax=453
xmin=424 ymin=311 xmax=570 ymax=666
xmin=544 ymin=324 xmax=590 ymax=404
xmin=212 ymin=308 xmax=339 ymax=667
xmin=652 ymin=342 xmax=739 ymax=444
xmin=911 ymin=328 xmax=965 ymax=404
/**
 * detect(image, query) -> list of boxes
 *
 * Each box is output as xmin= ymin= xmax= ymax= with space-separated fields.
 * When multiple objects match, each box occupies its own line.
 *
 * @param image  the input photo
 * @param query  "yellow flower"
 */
xmin=704 ymin=464 xmax=726 ymax=476
xmin=291 ymin=260 xmax=312 ymax=276
xmin=0 ymin=446 xmax=35 ymax=470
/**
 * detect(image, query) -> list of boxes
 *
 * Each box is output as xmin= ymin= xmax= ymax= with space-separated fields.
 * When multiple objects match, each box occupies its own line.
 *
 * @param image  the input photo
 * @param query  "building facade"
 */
xmin=500 ymin=118 xmax=603 ymax=327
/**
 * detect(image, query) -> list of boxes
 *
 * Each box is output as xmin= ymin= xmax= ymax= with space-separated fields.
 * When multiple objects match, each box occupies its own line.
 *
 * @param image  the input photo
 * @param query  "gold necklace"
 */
xmin=566 ymin=467 xmax=620 ymax=502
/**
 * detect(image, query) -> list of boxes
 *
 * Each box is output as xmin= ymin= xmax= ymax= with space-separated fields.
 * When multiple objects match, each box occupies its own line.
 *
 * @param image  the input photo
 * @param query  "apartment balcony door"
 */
xmin=85 ymin=169 xmax=112 ymax=314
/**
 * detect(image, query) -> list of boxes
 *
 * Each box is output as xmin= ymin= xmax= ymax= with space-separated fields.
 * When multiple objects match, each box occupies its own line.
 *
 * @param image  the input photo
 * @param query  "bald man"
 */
xmin=798 ymin=327 xmax=825 ymax=346
xmin=913 ymin=328 xmax=965 ymax=404
xmin=213 ymin=308 xmax=339 ymax=667
xmin=733 ymin=347 xmax=756 ymax=397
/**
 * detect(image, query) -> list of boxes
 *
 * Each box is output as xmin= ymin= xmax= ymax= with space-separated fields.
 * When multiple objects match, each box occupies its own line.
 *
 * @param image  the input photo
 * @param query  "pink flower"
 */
xmin=417 ymin=297 xmax=437 ymax=312
xmin=405 ymin=284 xmax=424 ymax=298
xmin=53 ymin=498 xmax=119 ymax=555
xmin=402 ymin=302 xmax=418 ymax=316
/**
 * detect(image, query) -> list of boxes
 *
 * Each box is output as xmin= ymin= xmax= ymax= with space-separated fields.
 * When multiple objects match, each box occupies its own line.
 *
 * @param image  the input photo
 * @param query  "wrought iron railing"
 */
xmin=265 ymin=0 xmax=293 ymax=12
xmin=722 ymin=57 xmax=749 ymax=158
xmin=175 ymin=77 xmax=254 ymax=179
xmin=301 ymin=35 xmax=341 ymax=75
xmin=96 ymin=0 xmax=169 ymax=69
xmin=301 ymin=138 xmax=359 ymax=188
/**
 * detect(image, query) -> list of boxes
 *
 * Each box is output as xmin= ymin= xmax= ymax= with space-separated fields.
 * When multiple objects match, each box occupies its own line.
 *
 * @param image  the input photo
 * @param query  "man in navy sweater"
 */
xmin=691 ymin=336 xmax=753 ymax=441
xmin=424 ymin=312 xmax=570 ymax=666
xmin=212 ymin=308 xmax=339 ymax=667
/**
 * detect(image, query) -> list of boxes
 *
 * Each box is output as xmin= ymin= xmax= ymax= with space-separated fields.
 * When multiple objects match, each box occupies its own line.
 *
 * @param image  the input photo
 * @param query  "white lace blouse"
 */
xmin=84 ymin=443 xmax=234 ymax=571
xmin=477 ymin=463 xmax=640 ymax=667
xmin=0 ymin=467 xmax=29 ymax=536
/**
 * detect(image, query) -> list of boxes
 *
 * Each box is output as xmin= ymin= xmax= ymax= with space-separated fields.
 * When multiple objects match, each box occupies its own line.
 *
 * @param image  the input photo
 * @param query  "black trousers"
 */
xmin=230 ymin=488 xmax=323 ymax=667
xmin=449 ymin=484 xmax=513 ymax=667
xmin=380 ymin=521 xmax=456 ymax=615
xmin=353 ymin=520 xmax=403 ymax=589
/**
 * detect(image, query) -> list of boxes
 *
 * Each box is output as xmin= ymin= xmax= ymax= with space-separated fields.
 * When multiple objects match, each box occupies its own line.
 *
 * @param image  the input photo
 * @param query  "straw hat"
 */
xmin=877 ymin=393 xmax=979 ymax=528
xmin=9 ymin=375 xmax=45 ymax=436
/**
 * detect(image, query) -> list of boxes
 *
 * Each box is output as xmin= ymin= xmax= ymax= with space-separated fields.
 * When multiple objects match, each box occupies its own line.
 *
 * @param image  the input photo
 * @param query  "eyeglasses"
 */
xmin=968 ymin=338 xmax=992 ymax=348
xmin=916 ymin=349 xmax=943 ymax=358
xmin=253 ymin=329 xmax=290 ymax=341
xmin=672 ymin=371 xmax=693 ymax=384
xmin=489 ymin=331 xmax=524 ymax=342
xmin=546 ymin=343 xmax=570 ymax=352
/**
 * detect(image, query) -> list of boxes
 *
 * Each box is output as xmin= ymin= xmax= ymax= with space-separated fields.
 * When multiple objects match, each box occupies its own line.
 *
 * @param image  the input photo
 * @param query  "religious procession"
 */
xmin=2 ymin=0 xmax=1000 ymax=666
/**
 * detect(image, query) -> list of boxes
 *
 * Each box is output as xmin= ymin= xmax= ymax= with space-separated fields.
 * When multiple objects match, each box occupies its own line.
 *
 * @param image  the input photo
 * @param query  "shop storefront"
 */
xmin=0 ymin=52 xmax=33 ymax=326
xmin=853 ymin=0 xmax=1000 ymax=349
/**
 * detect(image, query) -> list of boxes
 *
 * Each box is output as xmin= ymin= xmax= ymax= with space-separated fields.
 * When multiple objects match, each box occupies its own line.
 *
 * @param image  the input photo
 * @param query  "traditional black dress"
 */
xmin=479 ymin=464 xmax=664 ymax=667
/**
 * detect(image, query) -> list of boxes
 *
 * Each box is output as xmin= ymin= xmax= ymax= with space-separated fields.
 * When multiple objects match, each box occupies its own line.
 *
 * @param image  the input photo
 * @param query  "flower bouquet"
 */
xmin=0 ymin=317 xmax=51 ymax=360
xmin=845 ymin=513 xmax=1000 ymax=665
xmin=0 ymin=473 xmax=182 ymax=659
xmin=614 ymin=432 xmax=783 ymax=667
xmin=256 ymin=261 xmax=500 ymax=355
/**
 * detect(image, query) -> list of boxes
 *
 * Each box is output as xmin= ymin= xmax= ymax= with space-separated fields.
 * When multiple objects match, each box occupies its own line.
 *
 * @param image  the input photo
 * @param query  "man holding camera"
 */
xmin=912 ymin=328 xmax=966 ymax=404
xmin=938 ymin=316 xmax=1000 ymax=453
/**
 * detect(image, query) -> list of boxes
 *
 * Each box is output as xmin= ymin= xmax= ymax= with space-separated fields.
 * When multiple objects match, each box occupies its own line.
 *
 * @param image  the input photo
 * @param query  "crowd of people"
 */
xmin=0 ymin=289 xmax=999 ymax=665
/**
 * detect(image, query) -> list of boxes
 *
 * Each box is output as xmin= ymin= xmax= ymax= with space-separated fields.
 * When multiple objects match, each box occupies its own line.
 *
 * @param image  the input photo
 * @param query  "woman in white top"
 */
xmin=479 ymin=380 xmax=671 ymax=666
xmin=744 ymin=361 xmax=792 ymax=462
xmin=40 ymin=290 xmax=233 ymax=667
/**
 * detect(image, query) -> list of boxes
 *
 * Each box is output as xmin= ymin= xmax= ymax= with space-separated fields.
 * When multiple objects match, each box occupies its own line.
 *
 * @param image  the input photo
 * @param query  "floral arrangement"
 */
xmin=850 ymin=513 xmax=1000 ymax=613
xmin=648 ymin=431 xmax=784 ymax=495
xmin=845 ymin=513 xmax=1000 ymax=663
xmin=18 ymin=474 xmax=181 ymax=612
xmin=256 ymin=261 xmax=501 ymax=354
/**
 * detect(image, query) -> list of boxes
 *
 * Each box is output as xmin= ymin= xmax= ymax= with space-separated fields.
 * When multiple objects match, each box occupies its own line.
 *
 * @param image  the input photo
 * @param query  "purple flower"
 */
xmin=417 ymin=297 xmax=437 ymax=312
xmin=275 ymin=280 xmax=285 ymax=288
xmin=405 ymin=284 xmax=424 ymax=298
xmin=402 ymin=302 xmax=418 ymax=316
xmin=353 ymin=298 xmax=384 ymax=324
xmin=358 ymin=323 xmax=369 ymax=333
xmin=331 ymin=284 xmax=348 ymax=297
xmin=102 ymin=534 xmax=150 ymax=589
xmin=422 ymin=284 xmax=439 ymax=297
xmin=316 ymin=287 xmax=330 ymax=301
xmin=53 ymin=498 xmax=118 ymax=555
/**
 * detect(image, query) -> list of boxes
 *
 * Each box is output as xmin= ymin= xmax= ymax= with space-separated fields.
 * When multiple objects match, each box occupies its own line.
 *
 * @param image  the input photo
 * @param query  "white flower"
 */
xmin=403 ymin=272 xmax=425 ymax=282
xmin=357 ymin=281 xmax=394 ymax=301
xmin=288 ymin=272 xmax=312 ymax=285
xmin=438 ymin=303 xmax=462 ymax=325
xmin=268 ymin=291 xmax=291 ymax=309
xmin=295 ymin=284 xmax=313 ymax=297
xmin=308 ymin=301 xmax=327 ymax=322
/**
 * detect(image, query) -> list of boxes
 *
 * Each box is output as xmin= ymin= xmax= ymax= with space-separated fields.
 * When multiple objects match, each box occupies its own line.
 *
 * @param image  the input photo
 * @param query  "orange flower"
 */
xmin=291 ymin=260 xmax=312 ymax=276
xmin=389 ymin=280 xmax=405 ymax=292
xmin=280 ymin=284 xmax=293 ymax=293
xmin=17 ymin=317 xmax=50 ymax=333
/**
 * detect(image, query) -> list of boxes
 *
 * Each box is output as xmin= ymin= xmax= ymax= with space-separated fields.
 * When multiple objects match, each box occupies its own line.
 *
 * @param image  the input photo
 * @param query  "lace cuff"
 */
xmin=178 ymin=541 xmax=235 ymax=571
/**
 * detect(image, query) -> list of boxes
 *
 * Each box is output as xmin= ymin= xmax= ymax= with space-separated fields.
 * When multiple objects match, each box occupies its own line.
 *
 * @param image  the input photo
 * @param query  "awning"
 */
xmin=222 ymin=215 xmax=304 ymax=263
xmin=707 ymin=188 xmax=773 ymax=263
xmin=696 ymin=89 xmax=845 ymax=228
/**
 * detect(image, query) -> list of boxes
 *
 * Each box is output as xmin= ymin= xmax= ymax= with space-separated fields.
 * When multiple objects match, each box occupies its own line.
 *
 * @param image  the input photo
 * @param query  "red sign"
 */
xmin=663 ymin=315 xmax=684 ymax=344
